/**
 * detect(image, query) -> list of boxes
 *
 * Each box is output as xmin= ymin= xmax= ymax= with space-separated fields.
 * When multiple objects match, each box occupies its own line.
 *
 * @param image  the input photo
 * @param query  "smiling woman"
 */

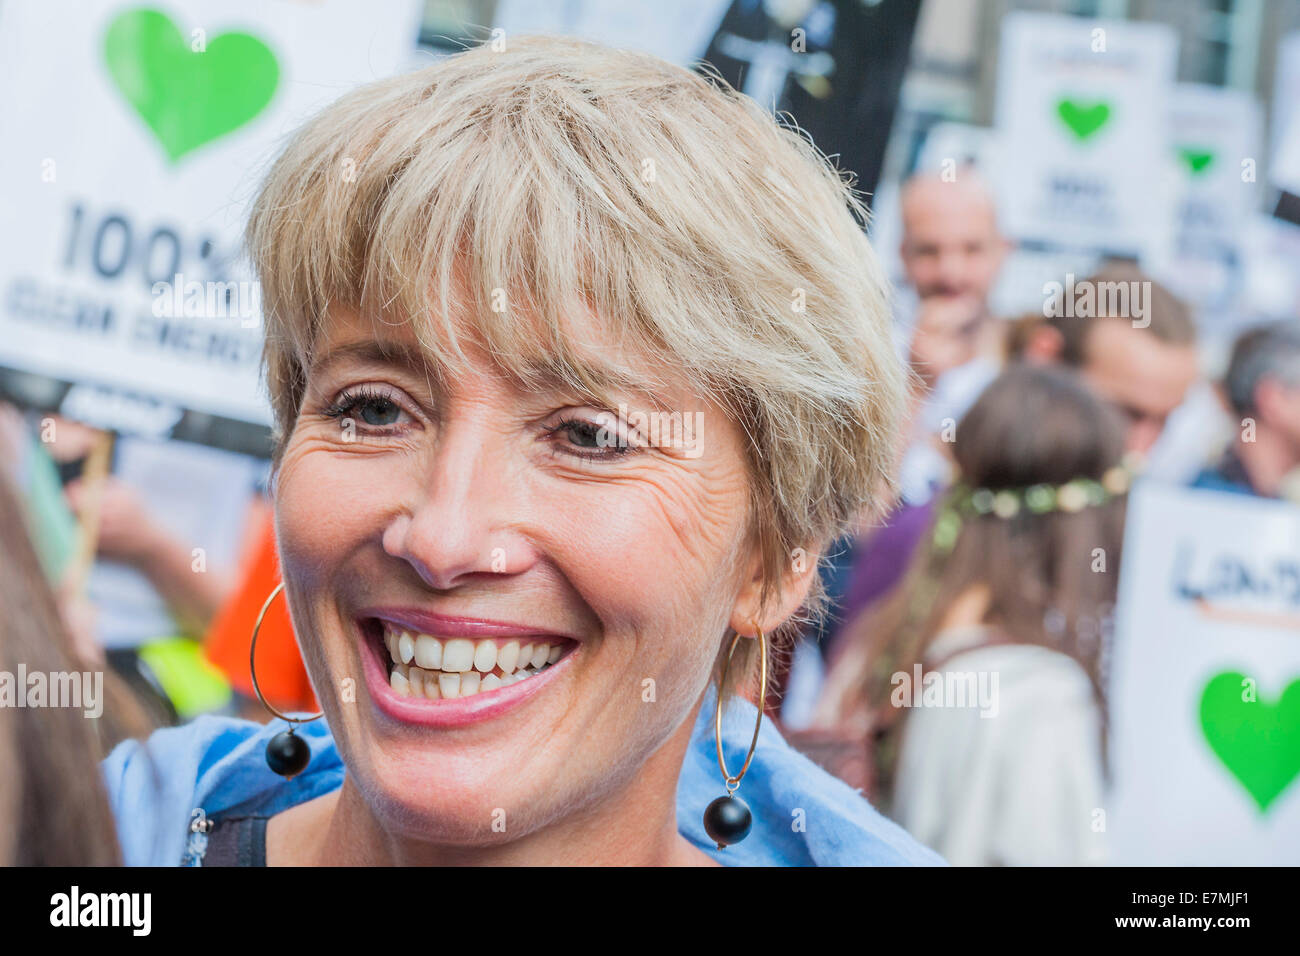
xmin=102 ymin=34 xmax=940 ymax=867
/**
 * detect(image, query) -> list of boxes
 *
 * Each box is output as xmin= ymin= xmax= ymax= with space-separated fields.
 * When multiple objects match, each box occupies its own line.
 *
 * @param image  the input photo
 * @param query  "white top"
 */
xmin=897 ymin=355 xmax=1000 ymax=505
xmin=891 ymin=628 xmax=1108 ymax=866
xmin=889 ymin=288 xmax=1001 ymax=506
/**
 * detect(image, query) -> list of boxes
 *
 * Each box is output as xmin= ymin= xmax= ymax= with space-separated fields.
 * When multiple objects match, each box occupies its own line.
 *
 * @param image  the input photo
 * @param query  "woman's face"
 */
xmin=274 ymin=305 xmax=764 ymax=843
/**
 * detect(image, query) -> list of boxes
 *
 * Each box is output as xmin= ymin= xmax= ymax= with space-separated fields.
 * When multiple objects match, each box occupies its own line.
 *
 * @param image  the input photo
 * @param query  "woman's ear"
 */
xmin=728 ymin=543 xmax=822 ymax=637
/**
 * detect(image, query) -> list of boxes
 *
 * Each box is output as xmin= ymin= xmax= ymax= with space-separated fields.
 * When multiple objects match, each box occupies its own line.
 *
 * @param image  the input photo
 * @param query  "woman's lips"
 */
xmin=355 ymin=607 xmax=580 ymax=640
xmin=358 ymin=616 xmax=578 ymax=728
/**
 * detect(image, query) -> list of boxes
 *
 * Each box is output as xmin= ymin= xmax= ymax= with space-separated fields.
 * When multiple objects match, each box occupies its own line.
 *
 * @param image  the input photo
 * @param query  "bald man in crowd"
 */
xmin=792 ymin=169 xmax=1012 ymax=689
xmin=896 ymin=168 xmax=1012 ymax=501
xmin=900 ymin=171 xmax=1010 ymax=377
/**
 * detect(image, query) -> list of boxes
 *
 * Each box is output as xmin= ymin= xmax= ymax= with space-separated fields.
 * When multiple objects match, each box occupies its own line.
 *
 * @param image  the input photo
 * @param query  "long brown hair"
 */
xmin=820 ymin=365 xmax=1128 ymax=802
xmin=0 ymin=469 xmax=124 ymax=865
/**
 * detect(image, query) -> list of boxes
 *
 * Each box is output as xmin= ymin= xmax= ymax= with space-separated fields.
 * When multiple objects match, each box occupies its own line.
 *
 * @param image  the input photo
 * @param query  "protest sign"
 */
xmin=994 ymin=12 xmax=1178 ymax=262
xmin=0 ymin=0 xmax=422 ymax=455
xmin=1155 ymin=84 xmax=1263 ymax=310
xmin=1109 ymin=482 xmax=1300 ymax=864
xmin=1271 ymin=32 xmax=1300 ymax=194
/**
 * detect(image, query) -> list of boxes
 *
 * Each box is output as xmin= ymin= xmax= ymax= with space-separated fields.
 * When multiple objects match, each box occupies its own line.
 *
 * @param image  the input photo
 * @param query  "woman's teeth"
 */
xmin=382 ymin=625 xmax=564 ymax=700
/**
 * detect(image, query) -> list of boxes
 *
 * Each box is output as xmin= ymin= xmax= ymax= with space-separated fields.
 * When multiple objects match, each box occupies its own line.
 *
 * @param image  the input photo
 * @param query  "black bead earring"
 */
xmin=703 ymin=626 xmax=767 ymax=849
xmin=250 ymin=582 xmax=323 ymax=779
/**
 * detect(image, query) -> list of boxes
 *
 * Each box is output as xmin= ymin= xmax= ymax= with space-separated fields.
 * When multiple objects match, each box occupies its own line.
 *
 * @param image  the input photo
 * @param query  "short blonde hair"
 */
xmin=246 ymin=34 xmax=905 ymax=673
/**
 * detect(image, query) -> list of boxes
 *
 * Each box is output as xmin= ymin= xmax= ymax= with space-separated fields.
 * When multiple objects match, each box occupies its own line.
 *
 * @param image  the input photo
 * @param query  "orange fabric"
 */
xmin=203 ymin=510 xmax=317 ymax=713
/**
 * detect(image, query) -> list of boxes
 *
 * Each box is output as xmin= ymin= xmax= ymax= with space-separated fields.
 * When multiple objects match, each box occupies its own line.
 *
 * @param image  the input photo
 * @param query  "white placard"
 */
xmin=915 ymin=121 xmax=1002 ymax=179
xmin=1270 ymin=31 xmax=1300 ymax=196
xmin=1169 ymin=85 xmax=1262 ymax=250
xmin=0 ymin=0 xmax=423 ymax=428
xmin=1108 ymin=483 xmax=1300 ymax=864
xmin=1154 ymin=84 xmax=1263 ymax=310
xmin=493 ymin=0 xmax=730 ymax=68
xmin=994 ymin=12 xmax=1178 ymax=261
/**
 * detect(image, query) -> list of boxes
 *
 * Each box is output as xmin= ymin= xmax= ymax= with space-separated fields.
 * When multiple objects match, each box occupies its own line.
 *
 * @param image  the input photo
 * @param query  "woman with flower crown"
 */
xmin=812 ymin=365 xmax=1133 ymax=866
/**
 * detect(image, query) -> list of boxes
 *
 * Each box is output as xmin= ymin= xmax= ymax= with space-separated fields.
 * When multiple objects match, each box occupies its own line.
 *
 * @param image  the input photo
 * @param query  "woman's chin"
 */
xmin=353 ymin=752 xmax=557 ymax=846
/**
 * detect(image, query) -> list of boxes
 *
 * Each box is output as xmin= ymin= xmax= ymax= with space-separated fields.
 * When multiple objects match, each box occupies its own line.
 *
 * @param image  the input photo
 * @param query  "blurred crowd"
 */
xmin=782 ymin=168 xmax=1300 ymax=864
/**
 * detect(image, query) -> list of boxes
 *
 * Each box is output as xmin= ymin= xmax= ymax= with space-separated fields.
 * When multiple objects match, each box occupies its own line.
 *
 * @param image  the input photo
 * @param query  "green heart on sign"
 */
xmin=1055 ymin=98 xmax=1111 ymax=142
xmin=103 ymin=8 xmax=279 ymax=162
xmin=1179 ymin=147 xmax=1216 ymax=176
xmin=1199 ymin=671 xmax=1300 ymax=813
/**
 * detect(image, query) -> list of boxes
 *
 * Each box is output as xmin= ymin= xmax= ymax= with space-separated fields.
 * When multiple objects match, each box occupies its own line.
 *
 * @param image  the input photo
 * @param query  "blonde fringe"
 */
xmin=246 ymin=35 xmax=906 ymax=687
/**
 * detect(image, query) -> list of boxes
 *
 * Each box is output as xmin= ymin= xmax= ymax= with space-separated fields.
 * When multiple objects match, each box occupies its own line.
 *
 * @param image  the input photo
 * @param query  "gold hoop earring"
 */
xmin=250 ymin=582 xmax=323 ymax=779
xmin=703 ymin=625 xmax=767 ymax=849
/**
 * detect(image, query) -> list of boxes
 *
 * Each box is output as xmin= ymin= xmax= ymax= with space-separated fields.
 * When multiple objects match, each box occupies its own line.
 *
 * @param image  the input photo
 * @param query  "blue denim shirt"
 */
xmin=103 ymin=686 xmax=944 ymax=867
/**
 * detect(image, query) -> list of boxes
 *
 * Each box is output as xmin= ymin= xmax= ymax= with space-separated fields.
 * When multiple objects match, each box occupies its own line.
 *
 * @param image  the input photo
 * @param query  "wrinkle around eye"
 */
xmin=288 ymin=418 xmax=426 ymax=457
xmin=609 ymin=464 xmax=749 ymax=569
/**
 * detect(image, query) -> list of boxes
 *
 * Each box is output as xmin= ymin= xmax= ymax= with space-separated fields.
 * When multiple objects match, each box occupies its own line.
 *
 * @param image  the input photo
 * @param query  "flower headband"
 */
xmin=930 ymin=455 xmax=1137 ymax=554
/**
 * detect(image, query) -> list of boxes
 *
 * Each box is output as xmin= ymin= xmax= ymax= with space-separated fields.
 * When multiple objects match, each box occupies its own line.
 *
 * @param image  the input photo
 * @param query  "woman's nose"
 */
xmin=381 ymin=419 xmax=533 ymax=592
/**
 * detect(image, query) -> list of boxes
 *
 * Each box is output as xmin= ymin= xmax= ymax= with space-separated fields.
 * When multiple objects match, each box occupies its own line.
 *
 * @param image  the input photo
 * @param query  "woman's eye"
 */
xmin=355 ymin=396 xmax=401 ymax=426
xmin=562 ymin=420 xmax=604 ymax=448
xmin=549 ymin=416 xmax=636 ymax=459
xmin=324 ymin=387 xmax=413 ymax=431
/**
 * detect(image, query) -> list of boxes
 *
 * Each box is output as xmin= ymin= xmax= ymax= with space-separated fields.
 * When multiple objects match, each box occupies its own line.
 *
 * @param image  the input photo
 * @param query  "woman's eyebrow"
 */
xmin=309 ymin=339 xmax=681 ymax=414
xmin=517 ymin=356 xmax=675 ymax=414
xmin=309 ymin=340 xmax=435 ymax=377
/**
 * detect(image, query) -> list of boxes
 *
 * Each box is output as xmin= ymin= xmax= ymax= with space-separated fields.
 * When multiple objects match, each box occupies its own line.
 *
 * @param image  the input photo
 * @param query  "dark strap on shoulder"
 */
xmin=204 ymin=816 xmax=268 ymax=867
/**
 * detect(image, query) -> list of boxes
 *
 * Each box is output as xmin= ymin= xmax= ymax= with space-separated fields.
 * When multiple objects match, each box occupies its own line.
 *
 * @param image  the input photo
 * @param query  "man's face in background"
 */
xmin=1272 ymin=383 xmax=1300 ymax=451
xmin=899 ymin=176 xmax=1008 ymax=310
xmin=1080 ymin=318 xmax=1200 ymax=455
xmin=1254 ymin=373 xmax=1300 ymax=453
